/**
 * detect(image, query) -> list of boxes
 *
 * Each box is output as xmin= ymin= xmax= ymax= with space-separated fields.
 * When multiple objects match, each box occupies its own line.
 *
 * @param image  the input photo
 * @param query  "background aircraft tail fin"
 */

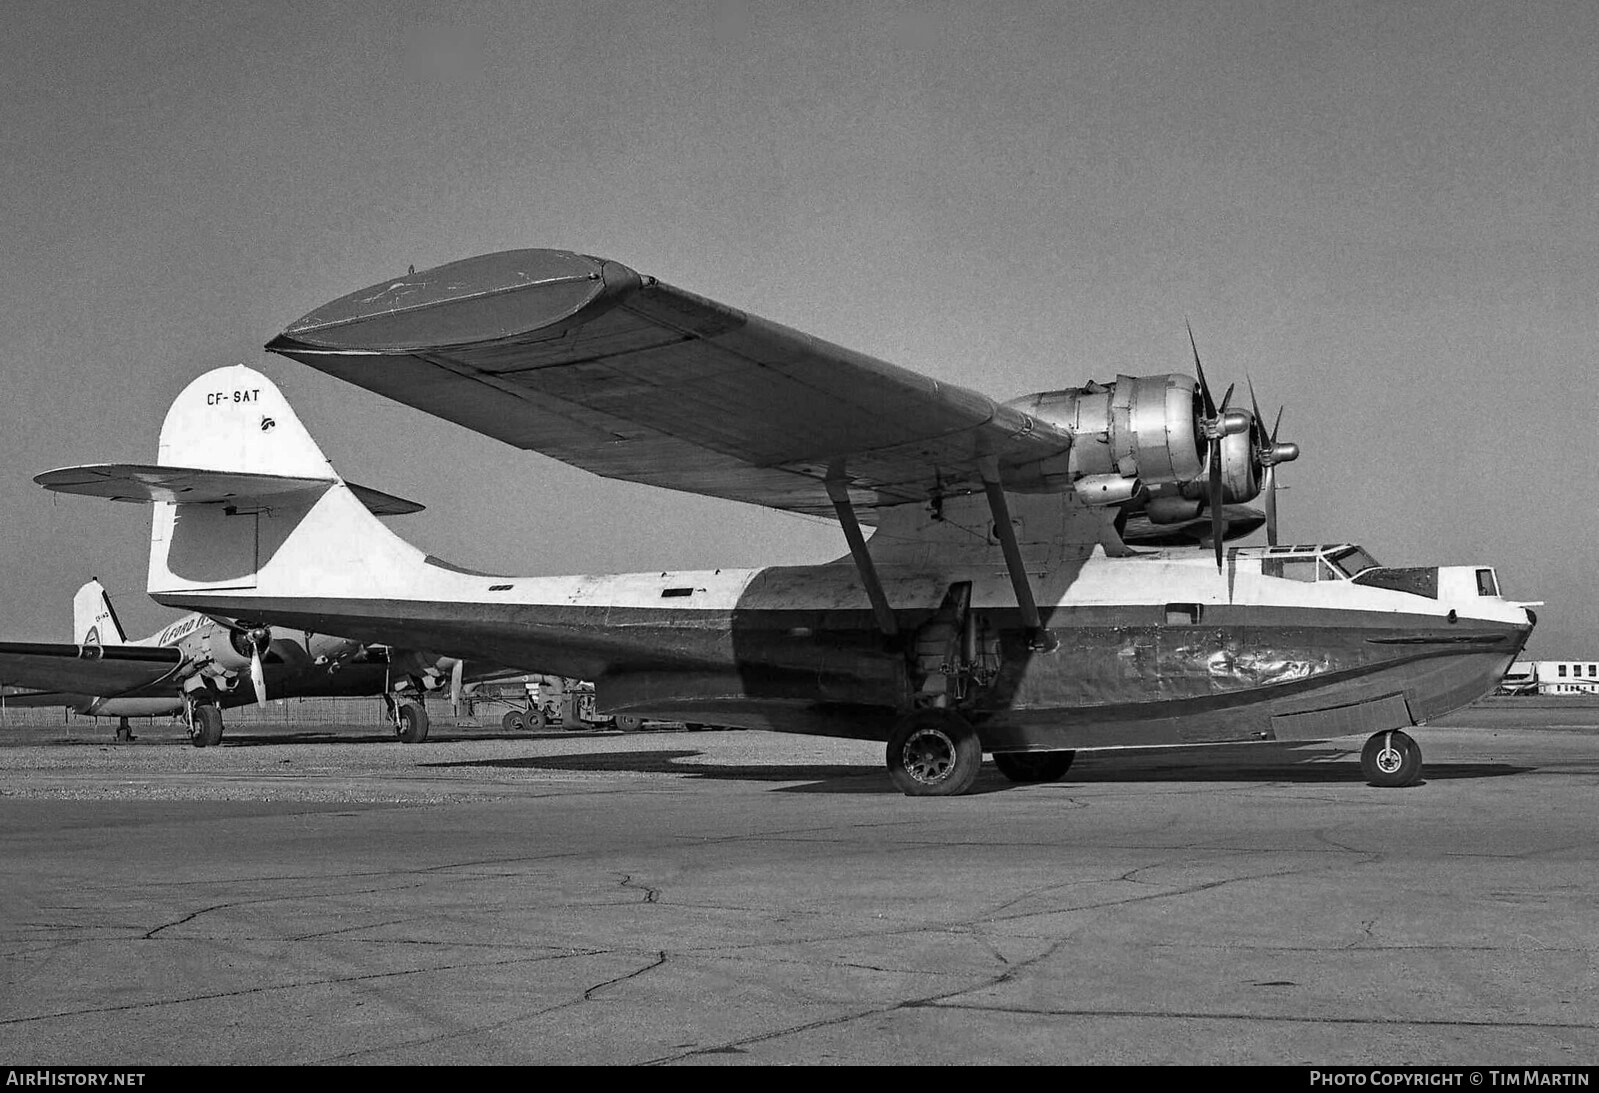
xmin=72 ymin=578 xmax=128 ymax=645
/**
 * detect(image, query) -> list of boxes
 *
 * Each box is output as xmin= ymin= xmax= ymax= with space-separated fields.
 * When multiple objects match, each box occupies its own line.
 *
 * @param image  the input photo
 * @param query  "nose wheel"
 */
xmin=1360 ymin=729 xmax=1422 ymax=787
xmin=392 ymin=698 xmax=430 ymax=743
xmin=188 ymin=703 xmax=224 ymax=748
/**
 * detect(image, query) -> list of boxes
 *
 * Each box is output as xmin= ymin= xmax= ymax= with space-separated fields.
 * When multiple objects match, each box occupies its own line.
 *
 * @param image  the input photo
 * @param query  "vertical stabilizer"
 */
xmin=73 ymin=578 xmax=127 ymax=645
xmin=157 ymin=364 xmax=336 ymax=477
xmin=145 ymin=366 xmax=430 ymax=603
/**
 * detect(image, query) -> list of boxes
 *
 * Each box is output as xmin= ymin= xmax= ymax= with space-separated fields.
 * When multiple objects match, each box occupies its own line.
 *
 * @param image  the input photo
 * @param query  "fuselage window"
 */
xmin=1559 ymin=664 xmax=1568 ymax=677
xmin=1165 ymin=603 xmax=1202 ymax=625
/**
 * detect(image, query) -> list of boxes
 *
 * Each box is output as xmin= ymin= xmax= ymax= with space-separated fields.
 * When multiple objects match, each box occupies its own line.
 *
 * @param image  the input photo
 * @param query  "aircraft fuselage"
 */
xmin=160 ymin=544 xmax=1531 ymax=752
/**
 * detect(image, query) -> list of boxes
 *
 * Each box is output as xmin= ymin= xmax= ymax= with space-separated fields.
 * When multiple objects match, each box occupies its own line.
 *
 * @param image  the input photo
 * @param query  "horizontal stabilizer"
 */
xmin=35 ymin=464 xmax=424 ymax=516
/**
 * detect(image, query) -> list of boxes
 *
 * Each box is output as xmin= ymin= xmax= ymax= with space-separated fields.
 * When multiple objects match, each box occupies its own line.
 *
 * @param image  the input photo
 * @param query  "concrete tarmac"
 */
xmin=1 ymin=713 xmax=1595 ymax=1066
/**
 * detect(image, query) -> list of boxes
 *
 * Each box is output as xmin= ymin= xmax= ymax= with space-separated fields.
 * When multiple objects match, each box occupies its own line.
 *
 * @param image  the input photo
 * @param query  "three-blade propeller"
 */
xmin=1188 ymin=323 xmax=1252 ymax=570
xmin=239 ymin=625 xmax=271 ymax=706
xmin=1247 ymin=379 xmax=1300 ymax=547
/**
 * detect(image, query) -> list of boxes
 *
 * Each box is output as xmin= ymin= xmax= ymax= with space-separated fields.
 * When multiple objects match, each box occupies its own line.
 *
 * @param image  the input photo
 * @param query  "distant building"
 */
xmin=1498 ymin=661 xmax=1599 ymax=696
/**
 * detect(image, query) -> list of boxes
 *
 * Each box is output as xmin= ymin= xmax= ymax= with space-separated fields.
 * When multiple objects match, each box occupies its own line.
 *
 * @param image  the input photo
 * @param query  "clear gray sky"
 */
xmin=2 ymin=1 xmax=1594 ymax=655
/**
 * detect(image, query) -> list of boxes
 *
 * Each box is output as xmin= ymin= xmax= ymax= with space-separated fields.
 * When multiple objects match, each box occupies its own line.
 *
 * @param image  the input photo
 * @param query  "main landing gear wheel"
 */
xmin=992 ymin=751 xmax=1076 ymax=783
xmin=395 ymin=700 xmax=430 ymax=744
xmin=190 ymin=705 xmax=224 ymax=748
xmin=1360 ymin=729 xmax=1423 ymax=788
xmin=501 ymin=709 xmax=526 ymax=732
xmin=886 ymin=709 xmax=983 ymax=797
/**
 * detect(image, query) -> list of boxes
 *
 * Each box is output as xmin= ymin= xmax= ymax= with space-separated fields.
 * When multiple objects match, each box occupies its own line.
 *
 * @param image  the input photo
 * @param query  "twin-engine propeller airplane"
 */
xmin=0 ymin=577 xmax=463 ymax=746
xmin=37 ymin=249 xmax=1534 ymax=793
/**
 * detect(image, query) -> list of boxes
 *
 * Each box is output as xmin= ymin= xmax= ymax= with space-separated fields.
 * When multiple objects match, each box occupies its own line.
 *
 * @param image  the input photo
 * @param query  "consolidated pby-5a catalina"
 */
xmin=37 ymin=250 xmax=1535 ymax=793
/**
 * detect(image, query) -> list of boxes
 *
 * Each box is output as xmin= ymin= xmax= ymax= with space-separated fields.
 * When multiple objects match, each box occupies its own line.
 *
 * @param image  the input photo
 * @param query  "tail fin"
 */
xmin=36 ymin=365 xmax=434 ymax=607
xmin=72 ymin=578 xmax=127 ymax=645
xmin=147 ymin=366 xmax=430 ymax=601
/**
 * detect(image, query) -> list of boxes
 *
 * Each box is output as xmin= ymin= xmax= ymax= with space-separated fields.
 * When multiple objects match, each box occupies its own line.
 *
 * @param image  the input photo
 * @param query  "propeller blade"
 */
xmin=1247 ymin=377 xmax=1269 ymax=450
xmin=1264 ymin=464 xmax=1279 ymax=547
xmin=1209 ymin=439 xmax=1224 ymax=570
xmin=1187 ymin=321 xmax=1216 ymax=418
xmin=250 ymin=645 xmax=267 ymax=706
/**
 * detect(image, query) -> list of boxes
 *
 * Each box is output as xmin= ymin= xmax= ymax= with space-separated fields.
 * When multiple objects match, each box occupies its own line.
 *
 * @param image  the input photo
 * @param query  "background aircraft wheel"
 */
xmin=526 ymin=708 xmax=547 ymax=730
xmin=1360 ymin=729 xmax=1422 ymax=787
xmin=614 ymin=714 xmax=644 ymax=731
xmin=190 ymin=705 xmax=224 ymax=748
xmin=991 ymin=751 xmax=1075 ymax=783
xmin=886 ymin=709 xmax=982 ymax=796
xmin=396 ymin=701 xmax=430 ymax=744
xmin=501 ymin=710 xmax=525 ymax=732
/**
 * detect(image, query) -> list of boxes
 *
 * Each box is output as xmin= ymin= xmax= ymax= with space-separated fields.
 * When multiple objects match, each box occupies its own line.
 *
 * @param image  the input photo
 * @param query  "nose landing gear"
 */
xmin=386 ymin=694 xmax=430 ymax=743
xmin=1360 ymin=729 xmax=1422 ymax=787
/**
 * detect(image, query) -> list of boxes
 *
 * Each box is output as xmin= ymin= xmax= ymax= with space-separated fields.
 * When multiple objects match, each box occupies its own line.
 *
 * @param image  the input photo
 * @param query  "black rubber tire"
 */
xmin=526 ymin=708 xmax=547 ymax=730
xmin=501 ymin=709 xmax=525 ymax=732
xmin=886 ymin=709 xmax=982 ymax=796
xmin=396 ymin=701 xmax=430 ymax=744
xmin=1359 ymin=729 xmax=1423 ymax=787
xmin=992 ymin=750 xmax=1076 ymax=783
xmin=191 ymin=705 xmax=224 ymax=748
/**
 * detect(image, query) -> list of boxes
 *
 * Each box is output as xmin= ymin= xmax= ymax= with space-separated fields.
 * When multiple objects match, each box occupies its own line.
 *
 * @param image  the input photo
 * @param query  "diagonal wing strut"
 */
xmin=825 ymin=470 xmax=898 ymax=638
xmin=979 ymin=457 xmax=1055 ymax=651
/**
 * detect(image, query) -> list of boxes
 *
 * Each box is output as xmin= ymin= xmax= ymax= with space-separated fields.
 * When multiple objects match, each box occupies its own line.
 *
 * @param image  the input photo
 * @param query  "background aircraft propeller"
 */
xmin=222 ymin=620 xmax=273 ymax=706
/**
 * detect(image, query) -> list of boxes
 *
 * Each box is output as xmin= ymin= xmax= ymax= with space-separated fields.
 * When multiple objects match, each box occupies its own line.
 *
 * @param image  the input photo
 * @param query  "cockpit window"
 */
xmin=1262 ymin=557 xmax=1320 ymax=582
xmin=1328 ymin=546 xmax=1380 ymax=578
xmin=1476 ymin=568 xmax=1499 ymax=597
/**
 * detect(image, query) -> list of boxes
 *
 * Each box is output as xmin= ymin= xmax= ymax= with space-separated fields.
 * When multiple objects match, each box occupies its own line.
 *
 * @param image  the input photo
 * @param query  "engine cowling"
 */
xmin=1007 ymin=374 xmax=1205 ymax=489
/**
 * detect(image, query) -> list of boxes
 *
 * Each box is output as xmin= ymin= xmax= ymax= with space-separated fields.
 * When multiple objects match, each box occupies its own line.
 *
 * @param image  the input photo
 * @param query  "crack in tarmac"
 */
xmin=0 ymin=948 xmax=609 ymax=1027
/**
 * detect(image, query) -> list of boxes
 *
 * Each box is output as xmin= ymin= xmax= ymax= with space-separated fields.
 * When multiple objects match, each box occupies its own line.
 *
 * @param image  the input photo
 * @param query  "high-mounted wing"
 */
xmin=266 ymin=250 xmax=1078 ymax=516
xmin=0 ymin=642 xmax=186 ymax=699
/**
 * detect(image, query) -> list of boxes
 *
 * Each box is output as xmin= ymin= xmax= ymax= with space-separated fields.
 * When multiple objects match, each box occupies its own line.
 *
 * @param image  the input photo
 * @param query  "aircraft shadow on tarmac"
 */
xmin=427 ymin=747 xmax=1534 ymax=794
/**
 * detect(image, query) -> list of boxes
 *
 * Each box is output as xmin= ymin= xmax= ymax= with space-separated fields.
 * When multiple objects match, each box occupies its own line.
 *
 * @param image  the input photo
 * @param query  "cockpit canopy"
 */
xmin=1241 ymin=544 xmax=1381 ymax=583
xmin=1238 ymin=543 xmax=1505 ymax=601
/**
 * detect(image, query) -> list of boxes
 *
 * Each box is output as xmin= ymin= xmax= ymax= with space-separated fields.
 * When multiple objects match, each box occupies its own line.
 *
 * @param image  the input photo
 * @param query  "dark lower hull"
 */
xmin=157 ymin=593 xmax=1531 ymax=751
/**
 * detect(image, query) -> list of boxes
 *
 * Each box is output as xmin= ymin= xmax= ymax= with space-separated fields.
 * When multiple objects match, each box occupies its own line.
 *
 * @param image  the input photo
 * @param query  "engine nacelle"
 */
xmin=1008 ymin=374 xmax=1205 ymax=489
xmin=1203 ymin=424 xmax=1260 ymax=504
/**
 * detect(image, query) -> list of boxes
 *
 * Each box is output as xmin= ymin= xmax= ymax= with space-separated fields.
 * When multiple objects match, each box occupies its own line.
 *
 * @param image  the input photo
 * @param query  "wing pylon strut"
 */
xmin=825 ymin=471 xmax=899 ymax=638
xmin=979 ymin=457 xmax=1055 ymax=651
